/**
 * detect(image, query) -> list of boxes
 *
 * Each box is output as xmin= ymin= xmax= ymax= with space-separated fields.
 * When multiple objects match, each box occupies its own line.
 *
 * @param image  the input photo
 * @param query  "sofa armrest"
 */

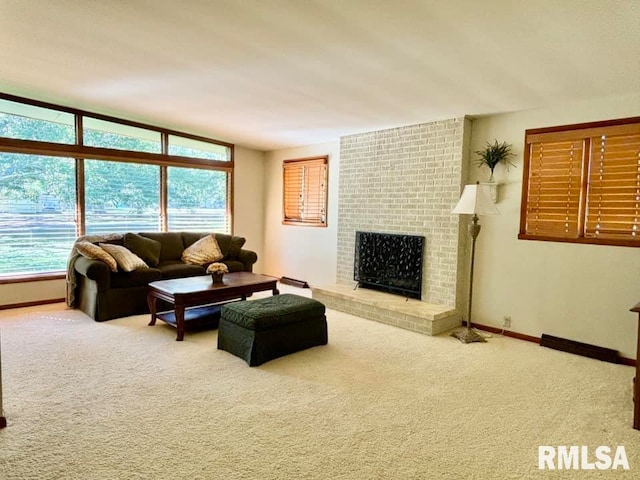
xmin=237 ymin=249 xmax=258 ymax=272
xmin=74 ymin=256 xmax=111 ymax=289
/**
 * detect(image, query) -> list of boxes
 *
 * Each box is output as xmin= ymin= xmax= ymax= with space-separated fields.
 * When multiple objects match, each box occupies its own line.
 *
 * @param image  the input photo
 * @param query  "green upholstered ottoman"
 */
xmin=218 ymin=294 xmax=327 ymax=366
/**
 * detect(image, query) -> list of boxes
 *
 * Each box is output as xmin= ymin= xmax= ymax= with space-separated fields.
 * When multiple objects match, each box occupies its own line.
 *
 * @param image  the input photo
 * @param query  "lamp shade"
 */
xmin=452 ymin=183 xmax=500 ymax=215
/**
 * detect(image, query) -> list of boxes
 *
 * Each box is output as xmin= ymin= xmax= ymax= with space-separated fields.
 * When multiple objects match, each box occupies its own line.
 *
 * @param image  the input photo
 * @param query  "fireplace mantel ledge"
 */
xmin=311 ymin=283 xmax=461 ymax=336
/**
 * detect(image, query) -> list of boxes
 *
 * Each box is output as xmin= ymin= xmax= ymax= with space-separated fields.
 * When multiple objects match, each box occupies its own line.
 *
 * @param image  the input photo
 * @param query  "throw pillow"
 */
xmin=99 ymin=243 xmax=148 ymax=272
xmin=75 ymin=242 xmax=118 ymax=272
xmin=181 ymin=234 xmax=223 ymax=265
xmin=227 ymin=235 xmax=246 ymax=259
xmin=124 ymin=233 xmax=162 ymax=267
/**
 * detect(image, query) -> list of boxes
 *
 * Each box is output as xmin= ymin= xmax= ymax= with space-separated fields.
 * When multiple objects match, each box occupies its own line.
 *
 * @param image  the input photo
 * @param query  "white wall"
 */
xmin=469 ymin=93 xmax=640 ymax=358
xmin=0 ymin=279 xmax=66 ymax=306
xmin=263 ymin=141 xmax=340 ymax=287
xmin=233 ymin=146 xmax=266 ymax=273
xmin=0 ymin=146 xmax=266 ymax=307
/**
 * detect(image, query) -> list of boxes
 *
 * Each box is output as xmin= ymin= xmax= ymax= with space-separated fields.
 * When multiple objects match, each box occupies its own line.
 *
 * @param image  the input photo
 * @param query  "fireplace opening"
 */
xmin=354 ymin=231 xmax=424 ymax=300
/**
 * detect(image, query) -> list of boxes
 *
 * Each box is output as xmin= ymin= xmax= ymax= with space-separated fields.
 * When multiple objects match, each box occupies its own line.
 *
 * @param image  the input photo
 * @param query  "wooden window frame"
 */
xmin=519 ymin=117 xmax=640 ymax=247
xmin=0 ymin=92 xmax=234 ymax=282
xmin=282 ymin=155 xmax=328 ymax=227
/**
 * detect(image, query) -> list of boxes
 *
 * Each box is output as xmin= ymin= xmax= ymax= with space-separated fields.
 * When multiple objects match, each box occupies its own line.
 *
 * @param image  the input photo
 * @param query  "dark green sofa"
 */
xmin=70 ymin=231 xmax=257 ymax=322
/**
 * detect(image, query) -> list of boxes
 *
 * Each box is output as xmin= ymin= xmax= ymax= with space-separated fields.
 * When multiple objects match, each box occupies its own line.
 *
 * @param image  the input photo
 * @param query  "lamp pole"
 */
xmin=467 ymin=214 xmax=481 ymax=333
xmin=453 ymin=213 xmax=486 ymax=343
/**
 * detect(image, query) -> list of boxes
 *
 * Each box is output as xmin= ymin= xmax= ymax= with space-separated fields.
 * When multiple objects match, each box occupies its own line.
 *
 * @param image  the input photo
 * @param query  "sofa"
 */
xmin=68 ymin=231 xmax=258 ymax=322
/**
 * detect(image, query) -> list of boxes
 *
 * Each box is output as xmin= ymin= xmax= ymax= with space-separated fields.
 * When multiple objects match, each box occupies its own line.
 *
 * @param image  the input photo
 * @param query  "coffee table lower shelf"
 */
xmin=156 ymin=303 xmax=230 ymax=331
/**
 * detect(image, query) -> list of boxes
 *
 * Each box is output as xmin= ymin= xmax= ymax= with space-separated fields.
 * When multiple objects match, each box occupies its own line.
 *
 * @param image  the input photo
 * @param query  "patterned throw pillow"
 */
xmin=75 ymin=241 xmax=118 ymax=272
xmin=181 ymin=234 xmax=224 ymax=265
xmin=99 ymin=243 xmax=148 ymax=272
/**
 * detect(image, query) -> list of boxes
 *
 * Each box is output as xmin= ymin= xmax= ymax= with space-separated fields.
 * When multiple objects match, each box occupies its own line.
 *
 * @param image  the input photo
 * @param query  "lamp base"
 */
xmin=451 ymin=327 xmax=486 ymax=344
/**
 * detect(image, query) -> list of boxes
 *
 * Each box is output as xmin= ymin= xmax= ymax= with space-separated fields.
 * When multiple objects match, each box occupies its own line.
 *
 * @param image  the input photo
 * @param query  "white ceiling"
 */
xmin=1 ymin=0 xmax=639 ymax=151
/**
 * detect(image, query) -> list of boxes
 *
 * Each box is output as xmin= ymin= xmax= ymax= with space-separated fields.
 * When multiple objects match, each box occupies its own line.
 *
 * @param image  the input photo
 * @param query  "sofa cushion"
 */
xmin=182 ymin=232 xmax=206 ymax=249
xmin=75 ymin=242 xmax=118 ymax=272
xmin=110 ymin=268 xmax=162 ymax=289
xmin=139 ymin=232 xmax=184 ymax=261
xmin=222 ymin=260 xmax=245 ymax=273
xmin=157 ymin=261 xmax=206 ymax=279
xmin=124 ymin=233 xmax=162 ymax=267
xmin=181 ymin=234 xmax=224 ymax=265
xmin=99 ymin=243 xmax=148 ymax=272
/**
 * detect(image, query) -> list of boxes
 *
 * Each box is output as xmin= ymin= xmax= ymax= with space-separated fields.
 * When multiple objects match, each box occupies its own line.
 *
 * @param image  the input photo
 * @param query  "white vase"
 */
xmin=480 ymin=182 xmax=499 ymax=203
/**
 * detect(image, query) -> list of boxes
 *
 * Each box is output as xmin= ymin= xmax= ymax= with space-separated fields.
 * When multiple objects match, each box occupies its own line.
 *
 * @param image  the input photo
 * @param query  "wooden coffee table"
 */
xmin=147 ymin=272 xmax=279 ymax=341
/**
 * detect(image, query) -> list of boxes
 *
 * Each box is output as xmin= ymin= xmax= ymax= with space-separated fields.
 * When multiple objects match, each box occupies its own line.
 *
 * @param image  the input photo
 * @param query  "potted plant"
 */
xmin=475 ymin=140 xmax=516 ymax=183
xmin=207 ymin=262 xmax=229 ymax=284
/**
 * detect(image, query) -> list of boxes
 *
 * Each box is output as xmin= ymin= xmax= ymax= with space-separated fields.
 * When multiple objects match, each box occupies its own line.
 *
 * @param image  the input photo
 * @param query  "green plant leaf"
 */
xmin=474 ymin=140 xmax=516 ymax=173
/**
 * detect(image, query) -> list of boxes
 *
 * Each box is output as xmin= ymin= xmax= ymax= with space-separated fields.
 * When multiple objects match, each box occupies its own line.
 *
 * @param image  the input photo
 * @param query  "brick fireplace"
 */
xmin=312 ymin=117 xmax=471 ymax=335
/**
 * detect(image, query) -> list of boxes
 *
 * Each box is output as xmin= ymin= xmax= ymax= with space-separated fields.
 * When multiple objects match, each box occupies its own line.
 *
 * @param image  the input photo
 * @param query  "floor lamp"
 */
xmin=451 ymin=182 xmax=499 ymax=344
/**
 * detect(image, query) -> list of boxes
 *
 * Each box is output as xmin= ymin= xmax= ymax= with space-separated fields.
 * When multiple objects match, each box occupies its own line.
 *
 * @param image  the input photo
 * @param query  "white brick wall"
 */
xmin=336 ymin=118 xmax=470 ymax=308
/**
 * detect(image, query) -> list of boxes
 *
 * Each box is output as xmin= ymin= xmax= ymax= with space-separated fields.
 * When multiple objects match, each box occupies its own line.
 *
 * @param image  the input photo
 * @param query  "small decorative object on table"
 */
xmin=207 ymin=262 xmax=228 ymax=284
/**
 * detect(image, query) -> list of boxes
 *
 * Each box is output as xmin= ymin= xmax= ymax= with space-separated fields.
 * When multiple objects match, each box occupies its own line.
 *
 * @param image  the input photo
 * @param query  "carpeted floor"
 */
xmin=0 ymin=286 xmax=638 ymax=479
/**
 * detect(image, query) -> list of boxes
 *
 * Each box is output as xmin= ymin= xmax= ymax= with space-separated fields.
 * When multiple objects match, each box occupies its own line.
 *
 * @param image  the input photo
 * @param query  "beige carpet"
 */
xmin=0 ymin=286 xmax=638 ymax=479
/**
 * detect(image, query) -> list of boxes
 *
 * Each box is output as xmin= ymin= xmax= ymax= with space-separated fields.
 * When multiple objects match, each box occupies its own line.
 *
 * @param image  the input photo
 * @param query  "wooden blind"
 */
xmin=585 ymin=132 xmax=640 ymax=240
xmin=283 ymin=156 xmax=328 ymax=226
xmin=524 ymin=139 xmax=584 ymax=238
xmin=520 ymin=117 xmax=640 ymax=247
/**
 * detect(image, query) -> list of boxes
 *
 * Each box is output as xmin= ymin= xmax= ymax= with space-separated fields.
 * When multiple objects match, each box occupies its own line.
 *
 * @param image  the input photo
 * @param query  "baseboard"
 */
xmin=541 ymin=333 xmax=619 ymax=364
xmin=0 ymin=298 xmax=65 ymax=311
xmin=466 ymin=321 xmax=636 ymax=367
xmin=280 ymin=277 xmax=309 ymax=288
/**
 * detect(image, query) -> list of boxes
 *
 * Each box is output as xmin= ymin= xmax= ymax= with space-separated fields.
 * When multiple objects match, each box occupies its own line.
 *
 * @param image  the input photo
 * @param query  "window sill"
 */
xmin=0 ymin=272 xmax=66 ymax=285
xmin=518 ymin=234 xmax=639 ymax=248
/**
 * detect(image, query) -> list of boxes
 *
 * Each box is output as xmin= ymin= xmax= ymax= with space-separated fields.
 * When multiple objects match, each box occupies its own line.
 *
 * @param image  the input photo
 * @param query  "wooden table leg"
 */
xmin=147 ymin=293 xmax=157 ymax=326
xmin=175 ymin=304 xmax=185 ymax=342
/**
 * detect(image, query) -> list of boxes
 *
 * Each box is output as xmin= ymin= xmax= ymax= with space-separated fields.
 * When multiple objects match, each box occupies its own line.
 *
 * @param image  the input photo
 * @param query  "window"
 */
xmin=0 ymin=153 xmax=76 ymax=275
xmin=83 ymin=117 xmax=161 ymax=153
xmin=168 ymin=135 xmax=231 ymax=161
xmin=519 ymin=117 xmax=640 ymax=246
xmin=84 ymin=160 xmax=160 ymax=235
xmin=167 ymin=167 xmax=229 ymax=232
xmin=0 ymin=98 xmax=75 ymax=144
xmin=283 ymin=156 xmax=328 ymax=227
xmin=0 ymin=93 xmax=234 ymax=278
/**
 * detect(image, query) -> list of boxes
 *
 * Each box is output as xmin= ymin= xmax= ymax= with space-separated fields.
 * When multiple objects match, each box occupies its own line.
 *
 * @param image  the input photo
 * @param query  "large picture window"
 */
xmin=283 ymin=156 xmax=328 ymax=227
xmin=0 ymin=93 xmax=233 ymax=279
xmin=167 ymin=167 xmax=229 ymax=232
xmin=0 ymin=153 xmax=76 ymax=275
xmin=519 ymin=117 xmax=640 ymax=247
xmin=84 ymin=160 xmax=160 ymax=236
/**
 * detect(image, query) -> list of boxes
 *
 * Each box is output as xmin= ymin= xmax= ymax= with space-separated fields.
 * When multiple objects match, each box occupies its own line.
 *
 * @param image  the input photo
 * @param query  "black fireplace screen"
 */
xmin=354 ymin=231 xmax=424 ymax=300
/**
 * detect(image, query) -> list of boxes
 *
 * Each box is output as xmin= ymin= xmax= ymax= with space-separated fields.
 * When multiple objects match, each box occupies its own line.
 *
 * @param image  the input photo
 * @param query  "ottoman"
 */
xmin=218 ymin=294 xmax=328 ymax=366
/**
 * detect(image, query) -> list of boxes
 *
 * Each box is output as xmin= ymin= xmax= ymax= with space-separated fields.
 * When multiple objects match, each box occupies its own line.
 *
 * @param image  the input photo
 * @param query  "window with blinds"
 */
xmin=520 ymin=118 xmax=640 ymax=247
xmin=0 ymin=92 xmax=234 ymax=278
xmin=283 ymin=156 xmax=328 ymax=227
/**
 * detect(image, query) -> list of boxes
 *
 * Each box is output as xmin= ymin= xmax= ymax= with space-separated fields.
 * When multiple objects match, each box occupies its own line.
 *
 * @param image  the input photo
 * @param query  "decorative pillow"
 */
xmin=75 ymin=242 xmax=118 ymax=272
xmin=99 ymin=243 xmax=148 ymax=272
xmin=124 ymin=233 xmax=162 ymax=267
xmin=227 ymin=235 xmax=246 ymax=259
xmin=181 ymin=234 xmax=224 ymax=265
